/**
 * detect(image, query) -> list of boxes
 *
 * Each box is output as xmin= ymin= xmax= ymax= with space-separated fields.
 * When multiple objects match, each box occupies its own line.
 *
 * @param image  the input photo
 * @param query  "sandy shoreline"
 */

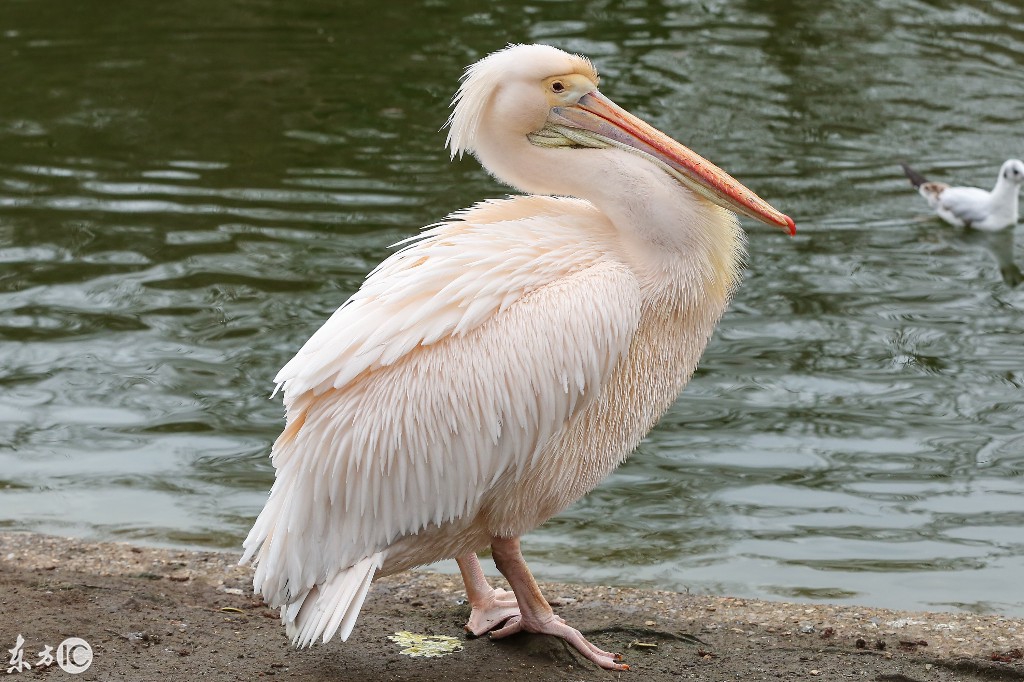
xmin=1 ymin=531 xmax=1022 ymax=680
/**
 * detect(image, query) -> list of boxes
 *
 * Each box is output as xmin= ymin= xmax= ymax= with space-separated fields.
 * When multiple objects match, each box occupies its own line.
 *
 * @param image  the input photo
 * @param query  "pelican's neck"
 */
xmin=473 ymin=129 xmax=745 ymax=302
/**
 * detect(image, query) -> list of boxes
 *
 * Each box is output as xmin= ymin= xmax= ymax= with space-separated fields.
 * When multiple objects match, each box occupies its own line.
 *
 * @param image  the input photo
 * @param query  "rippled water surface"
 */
xmin=2 ymin=0 xmax=1023 ymax=616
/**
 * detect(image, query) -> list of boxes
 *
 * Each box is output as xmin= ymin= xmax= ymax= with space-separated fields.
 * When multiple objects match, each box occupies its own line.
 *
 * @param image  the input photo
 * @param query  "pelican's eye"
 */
xmin=551 ymin=81 xmax=566 ymax=93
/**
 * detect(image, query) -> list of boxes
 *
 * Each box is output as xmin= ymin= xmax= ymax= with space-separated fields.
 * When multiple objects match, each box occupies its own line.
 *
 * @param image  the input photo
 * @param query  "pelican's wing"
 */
xmin=938 ymin=186 xmax=991 ymax=226
xmin=242 ymin=196 xmax=641 ymax=611
xmin=272 ymin=196 xmax=627 ymax=398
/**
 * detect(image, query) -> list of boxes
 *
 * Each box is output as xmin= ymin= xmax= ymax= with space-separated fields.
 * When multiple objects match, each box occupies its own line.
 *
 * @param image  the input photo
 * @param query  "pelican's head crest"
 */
xmin=444 ymin=44 xmax=598 ymax=160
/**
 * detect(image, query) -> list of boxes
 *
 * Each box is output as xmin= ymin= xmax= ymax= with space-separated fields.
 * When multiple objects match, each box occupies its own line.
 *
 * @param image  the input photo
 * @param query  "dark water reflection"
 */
xmin=1 ymin=0 xmax=1023 ymax=615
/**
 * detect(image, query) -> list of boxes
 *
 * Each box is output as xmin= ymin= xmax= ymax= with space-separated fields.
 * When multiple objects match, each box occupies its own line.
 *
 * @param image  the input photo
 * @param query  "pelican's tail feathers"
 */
xmin=284 ymin=551 xmax=385 ymax=648
xmin=900 ymin=162 xmax=928 ymax=189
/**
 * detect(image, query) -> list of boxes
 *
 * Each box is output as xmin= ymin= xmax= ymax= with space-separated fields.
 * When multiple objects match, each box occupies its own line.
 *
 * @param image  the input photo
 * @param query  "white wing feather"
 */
xmin=938 ymin=186 xmax=991 ymax=226
xmin=274 ymin=196 xmax=620 ymax=399
xmin=242 ymin=196 xmax=642 ymax=627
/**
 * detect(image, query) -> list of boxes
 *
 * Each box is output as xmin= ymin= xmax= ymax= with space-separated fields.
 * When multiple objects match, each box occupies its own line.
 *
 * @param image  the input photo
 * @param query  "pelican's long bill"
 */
xmin=547 ymin=91 xmax=796 ymax=235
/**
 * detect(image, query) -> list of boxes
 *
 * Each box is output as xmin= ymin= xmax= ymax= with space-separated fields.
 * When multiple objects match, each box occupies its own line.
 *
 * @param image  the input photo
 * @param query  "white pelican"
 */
xmin=241 ymin=43 xmax=794 ymax=671
xmin=901 ymin=160 xmax=1024 ymax=231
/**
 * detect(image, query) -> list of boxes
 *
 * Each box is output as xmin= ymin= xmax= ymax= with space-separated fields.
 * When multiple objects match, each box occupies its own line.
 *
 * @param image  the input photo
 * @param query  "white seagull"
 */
xmin=901 ymin=160 xmax=1024 ymax=231
xmin=241 ymin=43 xmax=794 ymax=671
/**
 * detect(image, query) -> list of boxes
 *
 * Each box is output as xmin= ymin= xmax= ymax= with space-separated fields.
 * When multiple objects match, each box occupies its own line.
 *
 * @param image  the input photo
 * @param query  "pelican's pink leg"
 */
xmin=456 ymin=553 xmax=521 ymax=636
xmin=488 ymin=537 xmax=628 ymax=671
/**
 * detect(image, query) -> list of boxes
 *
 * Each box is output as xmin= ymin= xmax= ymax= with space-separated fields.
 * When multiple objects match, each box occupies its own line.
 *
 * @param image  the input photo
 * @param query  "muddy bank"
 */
xmin=1 ymin=532 xmax=1022 ymax=681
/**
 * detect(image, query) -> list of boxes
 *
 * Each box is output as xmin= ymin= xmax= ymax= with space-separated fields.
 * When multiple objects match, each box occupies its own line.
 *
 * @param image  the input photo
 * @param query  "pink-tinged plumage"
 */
xmin=241 ymin=43 xmax=793 ymax=670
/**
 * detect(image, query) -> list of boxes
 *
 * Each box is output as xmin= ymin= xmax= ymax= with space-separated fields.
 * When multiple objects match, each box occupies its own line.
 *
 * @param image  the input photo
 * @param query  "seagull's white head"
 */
xmin=444 ymin=44 xmax=795 ymax=234
xmin=999 ymin=159 xmax=1024 ymax=186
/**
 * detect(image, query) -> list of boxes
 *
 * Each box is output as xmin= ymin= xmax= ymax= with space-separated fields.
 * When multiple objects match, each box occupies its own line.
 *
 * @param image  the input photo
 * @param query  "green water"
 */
xmin=2 ymin=0 xmax=1023 ymax=616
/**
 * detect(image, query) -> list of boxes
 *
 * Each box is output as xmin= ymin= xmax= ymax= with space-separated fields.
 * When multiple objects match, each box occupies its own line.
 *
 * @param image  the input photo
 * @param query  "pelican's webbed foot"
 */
xmin=489 ymin=536 xmax=628 ymax=672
